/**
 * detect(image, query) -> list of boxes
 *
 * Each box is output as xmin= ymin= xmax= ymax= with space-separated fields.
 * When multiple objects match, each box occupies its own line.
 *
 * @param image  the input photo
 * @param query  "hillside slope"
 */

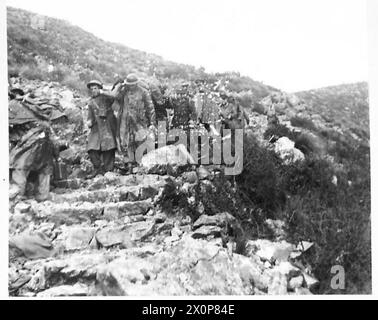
xmin=295 ymin=82 xmax=369 ymax=141
xmin=7 ymin=6 xmax=276 ymax=102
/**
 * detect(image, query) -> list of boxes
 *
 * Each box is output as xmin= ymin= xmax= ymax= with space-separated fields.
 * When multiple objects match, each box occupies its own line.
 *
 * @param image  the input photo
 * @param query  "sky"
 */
xmin=5 ymin=0 xmax=369 ymax=92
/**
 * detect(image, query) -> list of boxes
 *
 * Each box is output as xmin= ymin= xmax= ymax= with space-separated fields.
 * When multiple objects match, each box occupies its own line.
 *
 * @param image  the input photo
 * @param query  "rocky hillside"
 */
xmin=7 ymin=7 xmax=371 ymax=296
xmin=296 ymin=82 xmax=369 ymax=143
xmin=7 ymin=6 xmax=276 ymax=102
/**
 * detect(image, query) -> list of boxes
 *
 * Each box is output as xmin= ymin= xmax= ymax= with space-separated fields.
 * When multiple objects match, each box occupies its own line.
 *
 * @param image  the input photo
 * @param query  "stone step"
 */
xmin=31 ymin=199 xmax=154 ymax=226
xmin=49 ymin=181 xmax=166 ymax=204
xmin=53 ymin=173 xmax=170 ymax=191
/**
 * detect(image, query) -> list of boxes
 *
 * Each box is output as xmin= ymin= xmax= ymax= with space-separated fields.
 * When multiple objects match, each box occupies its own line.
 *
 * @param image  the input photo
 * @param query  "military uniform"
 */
xmin=220 ymin=98 xmax=249 ymax=130
xmin=111 ymin=83 xmax=155 ymax=164
xmin=87 ymin=94 xmax=117 ymax=173
xmin=170 ymin=93 xmax=196 ymax=129
xmin=197 ymin=92 xmax=220 ymax=126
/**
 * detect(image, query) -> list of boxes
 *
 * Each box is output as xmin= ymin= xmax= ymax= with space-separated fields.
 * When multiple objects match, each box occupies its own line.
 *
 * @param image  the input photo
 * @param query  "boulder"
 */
xmin=95 ymin=225 xmax=133 ymax=248
xmin=14 ymin=202 xmax=31 ymax=214
xmin=140 ymin=144 xmax=196 ymax=171
xmin=59 ymin=90 xmax=75 ymax=109
xmin=274 ymin=137 xmax=305 ymax=164
xmin=246 ymin=239 xmax=295 ymax=263
xmin=197 ymin=166 xmax=211 ymax=180
xmin=181 ymin=171 xmax=198 ymax=184
xmin=288 ymin=275 xmax=304 ymax=290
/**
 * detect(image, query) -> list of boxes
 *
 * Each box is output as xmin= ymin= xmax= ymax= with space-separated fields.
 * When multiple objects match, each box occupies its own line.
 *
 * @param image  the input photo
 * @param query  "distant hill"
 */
xmin=7 ymin=7 xmax=370 ymax=141
xmin=6 ymin=6 xmax=276 ymax=101
xmin=295 ymin=82 xmax=369 ymax=141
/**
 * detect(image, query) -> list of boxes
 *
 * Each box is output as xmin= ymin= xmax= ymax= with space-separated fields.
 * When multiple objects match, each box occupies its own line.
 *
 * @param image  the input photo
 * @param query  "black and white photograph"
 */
xmin=2 ymin=0 xmax=375 ymax=298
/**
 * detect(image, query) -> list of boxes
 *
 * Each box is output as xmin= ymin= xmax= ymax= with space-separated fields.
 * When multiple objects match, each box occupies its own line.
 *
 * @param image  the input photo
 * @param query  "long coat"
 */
xmin=87 ymin=95 xmax=117 ymax=152
xmin=196 ymin=92 xmax=220 ymax=125
xmin=113 ymin=85 xmax=155 ymax=151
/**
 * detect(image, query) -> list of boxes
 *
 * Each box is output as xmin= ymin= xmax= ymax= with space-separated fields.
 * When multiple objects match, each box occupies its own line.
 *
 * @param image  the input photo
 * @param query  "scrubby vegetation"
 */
xmin=296 ymin=83 xmax=369 ymax=143
xmin=290 ymin=116 xmax=318 ymax=132
xmin=235 ymin=132 xmax=371 ymax=294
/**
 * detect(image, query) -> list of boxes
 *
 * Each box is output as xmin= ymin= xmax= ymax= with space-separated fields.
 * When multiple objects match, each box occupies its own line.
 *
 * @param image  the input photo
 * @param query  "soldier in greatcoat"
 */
xmin=86 ymin=80 xmax=117 ymax=178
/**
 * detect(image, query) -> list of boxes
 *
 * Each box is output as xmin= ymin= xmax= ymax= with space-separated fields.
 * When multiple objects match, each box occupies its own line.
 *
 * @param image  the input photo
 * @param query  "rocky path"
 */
xmin=9 ymin=170 xmax=318 ymax=297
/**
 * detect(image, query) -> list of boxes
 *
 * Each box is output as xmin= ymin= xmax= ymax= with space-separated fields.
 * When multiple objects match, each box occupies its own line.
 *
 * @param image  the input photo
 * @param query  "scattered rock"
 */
xmin=293 ymin=287 xmax=312 ymax=295
xmin=182 ymin=171 xmax=198 ymax=184
xmin=288 ymin=275 xmax=304 ymax=290
xmin=273 ymin=261 xmax=301 ymax=278
xmin=154 ymin=212 xmax=167 ymax=223
xmin=37 ymin=283 xmax=91 ymax=297
xmin=296 ymin=241 xmax=314 ymax=252
xmin=95 ymin=226 xmax=133 ymax=248
xmin=193 ymin=212 xmax=236 ymax=229
xmin=267 ymin=271 xmax=287 ymax=295
xmin=14 ymin=202 xmax=31 ymax=213
xmin=63 ymin=227 xmax=96 ymax=251
xmin=9 ymin=184 xmax=20 ymax=199
xmin=197 ymin=166 xmax=211 ymax=180
xmin=246 ymin=239 xmax=295 ymax=263
xmin=302 ymin=272 xmax=319 ymax=291
xmin=191 ymin=225 xmax=223 ymax=239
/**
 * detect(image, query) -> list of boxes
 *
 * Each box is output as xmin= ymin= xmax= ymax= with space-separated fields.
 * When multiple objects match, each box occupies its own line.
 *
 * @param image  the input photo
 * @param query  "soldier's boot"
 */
xmin=102 ymin=149 xmax=116 ymax=173
xmin=88 ymin=150 xmax=102 ymax=179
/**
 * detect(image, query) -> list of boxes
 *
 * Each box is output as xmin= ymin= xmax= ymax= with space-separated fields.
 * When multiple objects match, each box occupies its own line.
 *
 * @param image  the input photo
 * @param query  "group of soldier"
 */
xmin=8 ymin=73 xmax=250 ymax=201
xmin=85 ymin=73 xmax=250 ymax=177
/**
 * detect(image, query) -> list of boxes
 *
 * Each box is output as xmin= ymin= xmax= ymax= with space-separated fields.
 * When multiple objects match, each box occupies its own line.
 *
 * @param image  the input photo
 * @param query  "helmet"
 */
xmin=87 ymin=80 xmax=103 ymax=89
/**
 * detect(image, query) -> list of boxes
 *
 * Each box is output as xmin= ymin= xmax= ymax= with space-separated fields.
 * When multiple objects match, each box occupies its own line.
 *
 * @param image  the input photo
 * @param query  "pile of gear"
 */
xmin=9 ymin=87 xmax=69 ymax=201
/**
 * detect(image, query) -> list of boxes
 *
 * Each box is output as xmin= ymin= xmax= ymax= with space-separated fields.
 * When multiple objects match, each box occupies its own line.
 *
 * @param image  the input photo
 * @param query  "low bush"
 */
xmin=290 ymin=116 xmax=318 ymax=131
xmin=237 ymin=130 xmax=371 ymax=294
xmin=294 ymin=132 xmax=322 ymax=155
xmin=263 ymin=123 xmax=296 ymax=141
xmin=236 ymin=134 xmax=284 ymax=215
